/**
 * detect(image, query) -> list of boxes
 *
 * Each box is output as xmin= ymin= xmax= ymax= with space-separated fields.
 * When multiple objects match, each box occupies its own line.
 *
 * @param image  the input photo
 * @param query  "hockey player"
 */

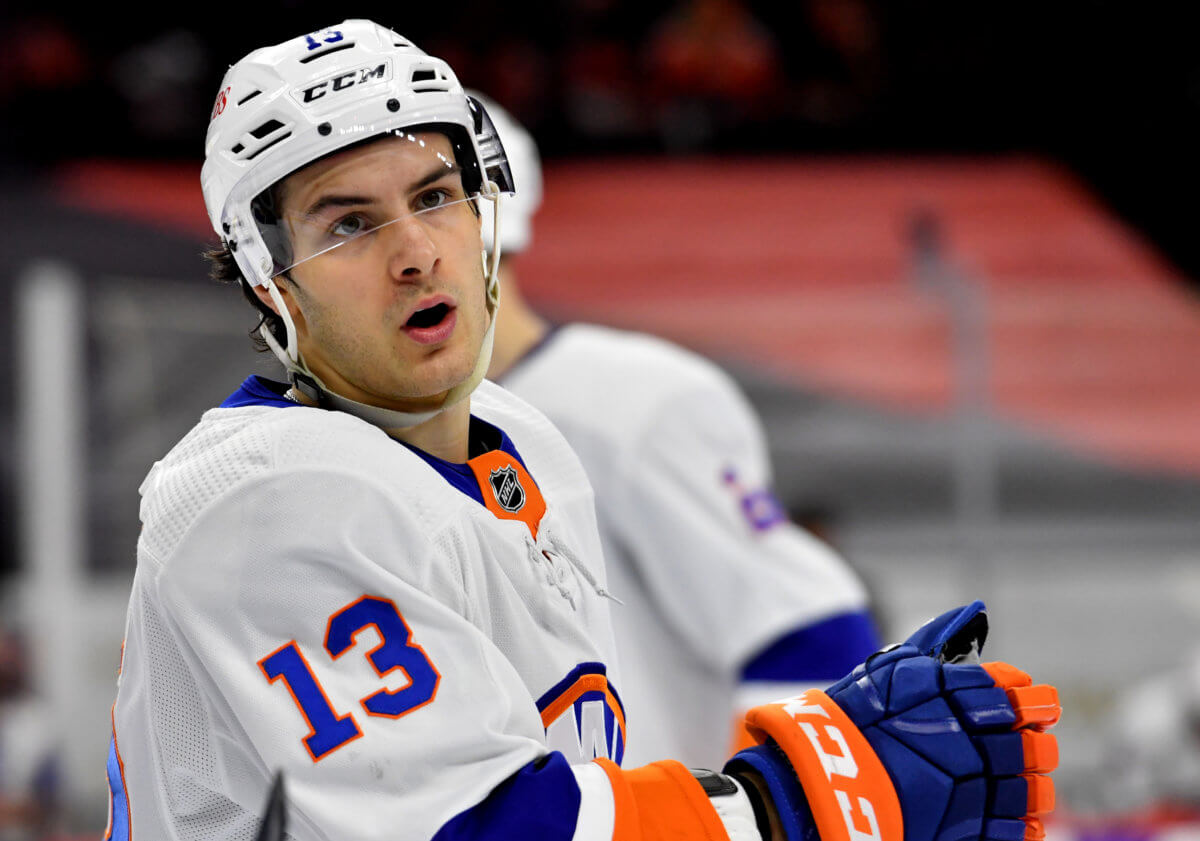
xmin=477 ymin=91 xmax=883 ymax=769
xmin=104 ymin=20 xmax=1059 ymax=841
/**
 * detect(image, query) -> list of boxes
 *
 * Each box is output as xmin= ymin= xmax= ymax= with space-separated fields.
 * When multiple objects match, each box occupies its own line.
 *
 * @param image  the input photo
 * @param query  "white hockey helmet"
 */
xmin=468 ymin=91 xmax=543 ymax=256
xmin=200 ymin=20 xmax=515 ymax=429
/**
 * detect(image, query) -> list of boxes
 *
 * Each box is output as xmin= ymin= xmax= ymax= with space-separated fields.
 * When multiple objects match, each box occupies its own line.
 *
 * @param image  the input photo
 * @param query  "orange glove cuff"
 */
xmin=744 ymin=689 xmax=904 ymax=841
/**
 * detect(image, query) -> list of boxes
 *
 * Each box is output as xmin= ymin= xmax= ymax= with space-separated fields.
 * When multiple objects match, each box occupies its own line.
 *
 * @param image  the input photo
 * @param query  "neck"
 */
xmin=487 ymin=260 xmax=550 ymax=380
xmin=288 ymin=384 xmax=473 ymax=463
xmin=385 ymin=396 xmax=472 ymax=462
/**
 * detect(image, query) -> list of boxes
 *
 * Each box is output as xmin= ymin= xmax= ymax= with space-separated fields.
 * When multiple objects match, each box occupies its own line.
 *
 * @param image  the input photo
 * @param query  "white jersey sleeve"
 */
xmin=603 ymin=364 xmax=870 ymax=672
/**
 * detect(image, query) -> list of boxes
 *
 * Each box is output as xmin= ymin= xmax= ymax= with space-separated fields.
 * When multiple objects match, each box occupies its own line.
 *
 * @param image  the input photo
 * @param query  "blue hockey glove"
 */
xmin=725 ymin=602 xmax=1059 ymax=841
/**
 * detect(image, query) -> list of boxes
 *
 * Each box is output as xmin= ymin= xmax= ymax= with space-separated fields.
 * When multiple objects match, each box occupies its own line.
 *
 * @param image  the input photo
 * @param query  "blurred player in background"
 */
xmin=103 ymin=19 xmax=1058 ymax=841
xmin=478 ymin=91 xmax=882 ymax=768
xmin=1097 ymin=647 xmax=1200 ymax=817
xmin=0 ymin=627 xmax=58 ymax=841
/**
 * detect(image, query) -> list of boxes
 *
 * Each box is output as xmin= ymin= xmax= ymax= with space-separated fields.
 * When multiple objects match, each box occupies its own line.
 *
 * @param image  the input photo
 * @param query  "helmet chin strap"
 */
xmin=259 ymin=184 xmax=504 ymax=433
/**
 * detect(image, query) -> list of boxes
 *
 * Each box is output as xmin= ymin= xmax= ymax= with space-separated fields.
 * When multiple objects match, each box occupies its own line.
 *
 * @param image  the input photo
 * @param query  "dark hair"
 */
xmin=203 ymin=243 xmax=286 ymax=353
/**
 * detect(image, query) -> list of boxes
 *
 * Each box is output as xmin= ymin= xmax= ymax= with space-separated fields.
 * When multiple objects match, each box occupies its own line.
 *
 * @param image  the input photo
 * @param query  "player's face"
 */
xmin=266 ymin=132 xmax=488 ymax=413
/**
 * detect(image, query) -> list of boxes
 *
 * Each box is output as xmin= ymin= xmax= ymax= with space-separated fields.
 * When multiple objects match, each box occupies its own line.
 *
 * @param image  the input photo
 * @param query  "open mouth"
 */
xmin=405 ymin=302 xmax=452 ymax=329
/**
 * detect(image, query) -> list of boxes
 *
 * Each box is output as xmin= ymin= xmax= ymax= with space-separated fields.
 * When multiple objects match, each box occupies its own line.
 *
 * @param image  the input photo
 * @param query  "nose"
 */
xmin=382 ymin=213 xmax=438 ymax=281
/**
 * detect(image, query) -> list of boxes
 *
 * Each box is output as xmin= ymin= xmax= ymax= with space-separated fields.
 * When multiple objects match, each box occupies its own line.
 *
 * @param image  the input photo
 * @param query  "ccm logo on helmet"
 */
xmin=293 ymin=61 xmax=392 ymax=105
xmin=782 ymin=697 xmax=885 ymax=841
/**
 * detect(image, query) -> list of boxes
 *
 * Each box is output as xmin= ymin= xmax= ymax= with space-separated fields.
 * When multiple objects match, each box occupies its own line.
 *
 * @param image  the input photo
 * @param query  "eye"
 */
xmin=330 ymin=214 xmax=367 ymax=237
xmin=415 ymin=188 xmax=450 ymax=211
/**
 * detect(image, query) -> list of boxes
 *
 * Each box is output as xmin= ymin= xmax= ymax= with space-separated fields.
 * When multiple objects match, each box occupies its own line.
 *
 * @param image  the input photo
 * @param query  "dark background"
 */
xmin=2 ymin=2 xmax=1199 ymax=281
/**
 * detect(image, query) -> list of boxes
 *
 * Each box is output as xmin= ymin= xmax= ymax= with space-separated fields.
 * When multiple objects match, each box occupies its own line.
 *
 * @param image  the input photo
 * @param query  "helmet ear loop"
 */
xmin=260 ymin=275 xmax=301 ymax=369
xmin=481 ymin=181 xmax=503 ymax=314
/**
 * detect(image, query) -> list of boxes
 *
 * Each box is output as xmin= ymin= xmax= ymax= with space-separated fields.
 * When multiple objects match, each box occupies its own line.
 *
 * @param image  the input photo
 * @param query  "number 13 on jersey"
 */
xmin=258 ymin=595 xmax=440 ymax=761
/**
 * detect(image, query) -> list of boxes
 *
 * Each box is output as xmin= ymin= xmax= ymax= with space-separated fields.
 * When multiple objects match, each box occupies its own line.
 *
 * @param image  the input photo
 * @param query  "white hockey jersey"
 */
xmin=104 ymin=376 xmax=652 ymax=841
xmin=499 ymin=323 xmax=879 ymax=768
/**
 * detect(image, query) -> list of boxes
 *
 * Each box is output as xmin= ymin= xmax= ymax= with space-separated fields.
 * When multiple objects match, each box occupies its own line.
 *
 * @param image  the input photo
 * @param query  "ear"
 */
xmin=251 ymin=282 xmax=277 ymax=314
xmin=253 ymin=276 xmax=292 ymax=316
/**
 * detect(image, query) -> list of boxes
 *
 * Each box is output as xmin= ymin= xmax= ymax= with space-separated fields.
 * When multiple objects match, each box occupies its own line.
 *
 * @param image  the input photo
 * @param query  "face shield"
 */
xmin=249 ymin=128 xmax=508 ymax=282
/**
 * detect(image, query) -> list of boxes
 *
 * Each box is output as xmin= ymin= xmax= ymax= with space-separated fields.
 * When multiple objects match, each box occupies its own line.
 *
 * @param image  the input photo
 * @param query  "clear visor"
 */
xmin=251 ymin=131 xmax=498 ymax=279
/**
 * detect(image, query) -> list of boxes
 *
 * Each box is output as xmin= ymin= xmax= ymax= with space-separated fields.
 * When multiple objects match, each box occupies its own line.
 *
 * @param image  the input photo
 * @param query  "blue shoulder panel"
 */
xmin=220 ymin=376 xmax=302 ymax=409
xmin=740 ymin=609 xmax=882 ymax=683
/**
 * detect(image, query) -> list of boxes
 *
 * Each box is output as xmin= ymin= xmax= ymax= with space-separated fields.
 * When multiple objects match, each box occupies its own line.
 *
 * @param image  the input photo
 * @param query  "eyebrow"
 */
xmin=300 ymin=162 xmax=463 ymax=219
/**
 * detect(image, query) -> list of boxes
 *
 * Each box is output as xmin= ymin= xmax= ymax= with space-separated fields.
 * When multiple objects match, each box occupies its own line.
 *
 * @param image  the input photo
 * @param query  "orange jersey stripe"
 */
xmin=540 ymin=673 xmax=628 ymax=739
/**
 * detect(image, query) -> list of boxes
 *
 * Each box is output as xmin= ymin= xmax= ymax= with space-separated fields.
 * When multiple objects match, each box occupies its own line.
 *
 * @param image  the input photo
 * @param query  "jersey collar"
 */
xmin=219 ymin=376 xmax=545 ymax=534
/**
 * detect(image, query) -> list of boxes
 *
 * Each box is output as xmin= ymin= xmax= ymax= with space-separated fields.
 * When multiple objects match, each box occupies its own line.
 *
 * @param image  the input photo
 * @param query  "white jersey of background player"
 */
xmin=103 ymin=21 xmax=1058 ymax=841
xmin=479 ymin=94 xmax=882 ymax=769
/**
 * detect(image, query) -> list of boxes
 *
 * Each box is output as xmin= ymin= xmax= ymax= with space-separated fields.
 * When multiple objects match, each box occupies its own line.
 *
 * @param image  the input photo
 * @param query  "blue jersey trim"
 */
xmin=431 ymin=752 xmax=582 ymax=841
xmin=399 ymin=418 xmax=529 ymax=507
xmin=741 ymin=610 xmax=882 ymax=683
xmin=105 ymin=736 xmax=129 ymax=841
xmin=220 ymin=376 xmax=302 ymax=409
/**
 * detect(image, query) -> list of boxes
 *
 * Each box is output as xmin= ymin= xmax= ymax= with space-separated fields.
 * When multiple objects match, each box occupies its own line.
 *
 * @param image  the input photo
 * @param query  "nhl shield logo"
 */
xmin=489 ymin=466 xmax=526 ymax=513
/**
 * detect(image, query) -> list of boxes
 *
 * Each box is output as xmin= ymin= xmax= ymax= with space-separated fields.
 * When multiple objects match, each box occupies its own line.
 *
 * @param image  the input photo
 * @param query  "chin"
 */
xmin=393 ymin=366 xmax=474 ymax=407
